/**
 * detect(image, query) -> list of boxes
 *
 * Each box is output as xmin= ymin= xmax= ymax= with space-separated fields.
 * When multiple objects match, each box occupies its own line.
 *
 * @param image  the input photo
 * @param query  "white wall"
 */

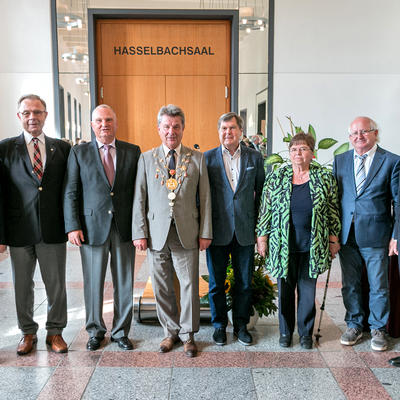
xmin=273 ymin=0 xmax=400 ymax=164
xmin=0 ymin=0 xmax=54 ymax=140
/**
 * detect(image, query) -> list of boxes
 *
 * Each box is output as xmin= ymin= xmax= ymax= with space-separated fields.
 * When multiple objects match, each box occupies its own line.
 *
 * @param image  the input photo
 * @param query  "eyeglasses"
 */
xmin=289 ymin=147 xmax=311 ymax=153
xmin=349 ymin=129 xmax=376 ymax=136
xmin=19 ymin=110 xmax=46 ymax=118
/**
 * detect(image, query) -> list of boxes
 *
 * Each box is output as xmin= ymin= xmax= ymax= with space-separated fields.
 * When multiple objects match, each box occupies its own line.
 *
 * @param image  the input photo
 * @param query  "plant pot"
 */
xmin=227 ymin=307 xmax=259 ymax=330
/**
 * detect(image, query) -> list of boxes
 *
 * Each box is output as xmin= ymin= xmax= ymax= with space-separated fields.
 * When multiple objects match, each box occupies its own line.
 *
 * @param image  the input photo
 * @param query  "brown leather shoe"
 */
xmin=46 ymin=334 xmax=68 ymax=353
xmin=183 ymin=337 xmax=198 ymax=358
xmin=159 ymin=336 xmax=180 ymax=353
xmin=17 ymin=334 xmax=37 ymax=355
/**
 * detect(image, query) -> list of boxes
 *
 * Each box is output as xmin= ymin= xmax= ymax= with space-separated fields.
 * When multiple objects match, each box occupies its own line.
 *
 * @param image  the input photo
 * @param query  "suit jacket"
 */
xmin=333 ymin=146 xmax=400 ymax=248
xmin=0 ymin=160 xmax=5 ymax=244
xmin=63 ymin=139 xmax=141 ymax=246
xmin=0 ymin=133 xmax=71 ymax=246
xmin=132 ymin=144 xmax=212 ymax=251
xmin=205 ymin=145 xmax=265 ymax=246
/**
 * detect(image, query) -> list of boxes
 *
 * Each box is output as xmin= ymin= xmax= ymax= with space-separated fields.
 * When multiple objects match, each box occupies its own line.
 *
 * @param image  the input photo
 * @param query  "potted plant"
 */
xmin=201 ymin=253 xmax=277 ymax=327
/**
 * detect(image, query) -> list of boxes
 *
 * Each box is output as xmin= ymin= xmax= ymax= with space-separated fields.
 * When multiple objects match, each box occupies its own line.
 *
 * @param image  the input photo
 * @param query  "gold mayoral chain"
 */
xmin=152 ymin=150 xmax=192 ymax=209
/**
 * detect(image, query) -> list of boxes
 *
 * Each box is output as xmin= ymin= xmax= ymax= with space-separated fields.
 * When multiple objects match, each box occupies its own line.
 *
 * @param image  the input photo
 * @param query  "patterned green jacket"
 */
xmin=256 ymin=162 xmax=341 ymax=279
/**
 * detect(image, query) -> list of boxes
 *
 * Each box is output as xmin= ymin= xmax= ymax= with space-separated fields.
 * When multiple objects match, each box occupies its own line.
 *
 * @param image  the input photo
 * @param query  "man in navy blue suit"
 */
xmin=205 ymin=112 xmax=265 ymax=346
xmin=333 ymin=116 xmax=400 ymax=352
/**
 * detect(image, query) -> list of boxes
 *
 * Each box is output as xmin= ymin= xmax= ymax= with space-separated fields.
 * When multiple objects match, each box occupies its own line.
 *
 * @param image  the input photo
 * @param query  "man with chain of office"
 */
xmin=132 ymin=104 xmax=212 ymax=358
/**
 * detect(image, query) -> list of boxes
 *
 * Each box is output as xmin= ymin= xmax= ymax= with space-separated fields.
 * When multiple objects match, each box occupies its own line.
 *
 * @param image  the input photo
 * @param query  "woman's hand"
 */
xmin=257 ymin=236 xmax=268 ymax=258
xmin=329 ymin=236 xmax=340 ymax=259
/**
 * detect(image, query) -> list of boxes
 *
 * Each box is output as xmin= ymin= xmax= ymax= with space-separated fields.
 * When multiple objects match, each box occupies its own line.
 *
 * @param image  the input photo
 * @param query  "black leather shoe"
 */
xmin=86 ymin=337 xmax=103 ymax=351
xmin=300 ymin=335 xmax=313 ymax=349
xmin=389 ymin=356 xmax=400 ymax=367
xmin=212 ymin=328 xmax=227 ymax=346
xmin=279 ymin=334 xmax=292 ymax=348
xmin=234 ymin=326 xmax=252 ymax=346
xmin=111 ymin=336 xmax=133 ymax=350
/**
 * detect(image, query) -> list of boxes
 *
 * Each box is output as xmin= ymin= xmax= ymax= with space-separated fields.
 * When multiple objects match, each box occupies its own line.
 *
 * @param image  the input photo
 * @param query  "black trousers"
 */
xmin=278 ymin=252 xmax=317 ymax=337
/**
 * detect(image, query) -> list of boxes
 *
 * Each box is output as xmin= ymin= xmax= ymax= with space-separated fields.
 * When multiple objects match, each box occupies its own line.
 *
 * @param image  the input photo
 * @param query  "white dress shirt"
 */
xmin=96 ymin=138 xmax=117 ymax=170
xmin=24 ymin=131 xmax=46 ymax=168
xmin=221 ymin=144 xmax=241 ymax=191
xmin=353 ymin=144 xmax=377 ymax=179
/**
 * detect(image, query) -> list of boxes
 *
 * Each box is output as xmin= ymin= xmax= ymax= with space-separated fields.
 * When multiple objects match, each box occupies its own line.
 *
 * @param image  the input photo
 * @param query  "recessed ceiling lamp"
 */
xmin=239 ymin=1 xmax=268 ymax=33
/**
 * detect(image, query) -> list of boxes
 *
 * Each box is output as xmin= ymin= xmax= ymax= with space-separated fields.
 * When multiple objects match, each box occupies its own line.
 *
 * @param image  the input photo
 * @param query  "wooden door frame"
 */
xmin=88 ymin=9 xmax=239 ymax=119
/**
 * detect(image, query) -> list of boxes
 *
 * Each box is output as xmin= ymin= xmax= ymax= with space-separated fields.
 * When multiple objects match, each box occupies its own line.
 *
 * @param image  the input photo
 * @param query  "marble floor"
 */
xmin=0 ymin=245 xmax=399 ymax=400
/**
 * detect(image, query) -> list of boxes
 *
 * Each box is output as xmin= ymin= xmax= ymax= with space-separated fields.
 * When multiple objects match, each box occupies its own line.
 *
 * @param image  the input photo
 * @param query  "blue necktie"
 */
xmin=355 ymin=154 xmax=367 ymax=195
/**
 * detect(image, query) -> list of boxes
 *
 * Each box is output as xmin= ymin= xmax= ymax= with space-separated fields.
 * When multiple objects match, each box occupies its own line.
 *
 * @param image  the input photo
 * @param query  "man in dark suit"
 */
xmin=0 ymin=94 xmax=70 ymax=355
xmin=205 ymin=112 xmax=265 ymax=346
xmin=333 ymin=116 xmax=400 ymax=352
xmin=63 ymin=104 xmax=140 ymax=351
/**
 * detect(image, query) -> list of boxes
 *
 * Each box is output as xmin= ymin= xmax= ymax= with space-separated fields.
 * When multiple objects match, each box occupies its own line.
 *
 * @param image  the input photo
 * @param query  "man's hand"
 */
xmin=389 ymin=238 xmax=398 ymax=256
xmin=0 ymin=244 xmax=7 ymax=253
xmin=133 ymin=238 xmax=148 ymax=251
xmin=68 ymin=230 xmax=85 ymax=247
xmin=199 ymin=238 xmax=212 ymax=251
xmin=257 ymin=236 xmax=268 ymax=258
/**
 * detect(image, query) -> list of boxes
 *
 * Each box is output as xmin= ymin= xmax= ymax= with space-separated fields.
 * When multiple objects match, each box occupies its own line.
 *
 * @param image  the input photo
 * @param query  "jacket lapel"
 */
xmin=114 ymin=140 xmax=125 ymax=189
xmin=44 ymin=136 xmax=56 ymax=170
xmin=15 ymin=133 xmax=38 ymax=182
xmin=360 ymin=146 xmax=385 ymax=195
xmin=217 ymin=146 xmax=235 ymax=194
xmin=235 ymin=146 xmax=248 ymax=193
xmin=91 ymin=140 xmax=112 ymax=188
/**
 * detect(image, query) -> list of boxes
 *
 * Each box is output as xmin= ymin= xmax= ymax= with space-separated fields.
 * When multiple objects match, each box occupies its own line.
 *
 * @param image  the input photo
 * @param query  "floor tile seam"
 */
xmin=328 ymin=365 xmax=393 ymax=400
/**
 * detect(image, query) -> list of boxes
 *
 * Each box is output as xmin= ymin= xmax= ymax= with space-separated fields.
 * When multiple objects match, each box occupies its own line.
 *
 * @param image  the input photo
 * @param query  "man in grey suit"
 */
xmin=333 ymin=116 xmax=400 ymax=352
xmin=205 ymin=113 xmax=265 ymax=346
xmin=0 ymin=94 xmax=70 ymax=355
xmin=64 ymin=105 xmax=141 ymax=351
xmin=132 ymin=104 xmax=212 ymax=357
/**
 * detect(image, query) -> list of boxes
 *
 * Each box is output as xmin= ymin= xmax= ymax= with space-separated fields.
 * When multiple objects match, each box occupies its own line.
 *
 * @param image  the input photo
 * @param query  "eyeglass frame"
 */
xmin=349 ymin=129 xmax=376 ymax=137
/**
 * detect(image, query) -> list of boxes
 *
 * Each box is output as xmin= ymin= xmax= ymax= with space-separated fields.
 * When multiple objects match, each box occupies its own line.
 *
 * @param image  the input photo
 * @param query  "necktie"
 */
xmin=355 ymin=154 xmax=367 ymax=195
xmin=32 ymin=138 xmax=43 ymax=180
xmin=103 ymin=144 xmax=115 ymax=185
xmin=168 ymin=149 xmax=176 ymax=177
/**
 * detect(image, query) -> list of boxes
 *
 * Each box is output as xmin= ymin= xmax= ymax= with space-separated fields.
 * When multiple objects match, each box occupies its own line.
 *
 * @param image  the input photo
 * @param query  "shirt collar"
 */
xmin=221 ymin=144 xmax=241 ymax=158
xmin=96 ymin=138 xmax=116 ymax=149
xmin=24 ymin=131 xmax=45 ymax=145
xmin=162 ymin=143 xmax=181 ymax=157
xmin=353 ymin=144 xmax=377 ymax=159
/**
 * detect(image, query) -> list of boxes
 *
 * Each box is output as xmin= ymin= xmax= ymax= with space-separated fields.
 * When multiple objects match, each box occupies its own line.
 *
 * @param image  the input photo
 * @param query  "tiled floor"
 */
xmin=0 ymin=245 xmax=399 ymax=400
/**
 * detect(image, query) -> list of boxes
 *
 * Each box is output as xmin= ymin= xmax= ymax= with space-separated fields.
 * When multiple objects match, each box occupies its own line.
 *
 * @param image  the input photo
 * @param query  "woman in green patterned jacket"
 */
xmin=256 ymin=132 xmax=341 ymax=349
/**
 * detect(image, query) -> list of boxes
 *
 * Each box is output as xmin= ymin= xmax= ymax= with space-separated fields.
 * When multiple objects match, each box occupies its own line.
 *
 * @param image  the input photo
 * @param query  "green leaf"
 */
xmin=333 ymin=142 xmax=350 ymax=156
xmin=318 ymin=138 xmax=338 ymax=150
xmin=201 ymin=274 xmax=209 ymax=283
xmin=265 ymin=154 xmax=284 ymax=165
xmin=295 ymin=126 xmax=303 ymax=134
xmin=308 ymin=124 xmax=316 ymax=141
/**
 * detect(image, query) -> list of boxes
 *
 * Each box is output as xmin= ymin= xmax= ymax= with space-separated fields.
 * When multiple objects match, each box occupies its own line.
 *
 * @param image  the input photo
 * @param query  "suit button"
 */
xmin=38 ymin=187 xmax=43 ymax=191
xmin=110 ymin=192 xmax=114 ymax=196
xmin=108 ymin=210 xmax=112 ymax=214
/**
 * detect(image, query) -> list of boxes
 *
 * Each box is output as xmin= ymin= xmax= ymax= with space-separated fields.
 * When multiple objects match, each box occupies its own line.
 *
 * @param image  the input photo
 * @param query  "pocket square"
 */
xmin=246 ymin=166 xmax=254 ymax=170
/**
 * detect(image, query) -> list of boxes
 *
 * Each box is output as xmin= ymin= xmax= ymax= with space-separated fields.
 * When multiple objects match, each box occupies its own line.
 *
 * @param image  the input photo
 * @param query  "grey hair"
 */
xmin=217 ymin=112 xmax=243 ymax=131
xmin=348 ymin=116 xmax=379 ymax=134
xmin=91 ymin=104 xmax=116 ymax=121
xmin=157 ymin=104 xmax=185 ymax=128
xmin=17 ymin=94 xmax=46 ymax=111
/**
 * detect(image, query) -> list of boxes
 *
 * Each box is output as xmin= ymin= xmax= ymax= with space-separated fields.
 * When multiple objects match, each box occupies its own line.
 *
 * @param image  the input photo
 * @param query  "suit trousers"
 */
xmin=147 ymin=224 xmax=200 ymax=342
xmin=339 ymin=225 xmax=389 ymax=331
xmin=80 ymin=221 xmax=135 ymax=339
xmin=278 ymin=252 xmax=317 ymax=337
xmin=9 ymin=242 xmax=67 ymax=335
xmin=206 ymin=236 xmax=254 ymax=329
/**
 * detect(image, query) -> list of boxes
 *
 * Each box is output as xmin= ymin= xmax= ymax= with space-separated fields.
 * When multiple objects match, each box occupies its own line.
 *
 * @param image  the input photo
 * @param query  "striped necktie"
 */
xmin=32 ymin=138 xmax=43 ymax=180
xmin=355 ymin=154 xmax=368 ymax=195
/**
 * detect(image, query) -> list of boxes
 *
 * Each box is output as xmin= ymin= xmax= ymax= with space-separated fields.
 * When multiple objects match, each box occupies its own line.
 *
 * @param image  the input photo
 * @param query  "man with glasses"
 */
xmin=333 ymin=116 xmax=400 ymax=351
xmin=0 ymin=94 xmax=71 ymax=355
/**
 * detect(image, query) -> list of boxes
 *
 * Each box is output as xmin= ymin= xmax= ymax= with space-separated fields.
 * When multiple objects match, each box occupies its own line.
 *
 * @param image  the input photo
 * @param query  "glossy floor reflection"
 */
xmin=0 ymin=245 xmax=399 ymax=400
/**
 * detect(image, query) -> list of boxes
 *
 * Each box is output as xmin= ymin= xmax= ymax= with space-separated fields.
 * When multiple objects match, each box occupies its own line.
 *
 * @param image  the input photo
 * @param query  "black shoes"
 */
xmin=389 ymin=356 xmax=400 ymax=367
xmin=279 ymin=334 xmax=292 ymax=348
xmin=111 ymin=336 xmax=134 ymax=350
xmin=234 ymin=326 xmax=252 ymax=346
xmin=87 ymin=337 xmax=104 ymax=351
xmin=300 ymin=335 xmax=313 ymax=349
xmin=213 ymin=328 xmax=227 ymax=346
